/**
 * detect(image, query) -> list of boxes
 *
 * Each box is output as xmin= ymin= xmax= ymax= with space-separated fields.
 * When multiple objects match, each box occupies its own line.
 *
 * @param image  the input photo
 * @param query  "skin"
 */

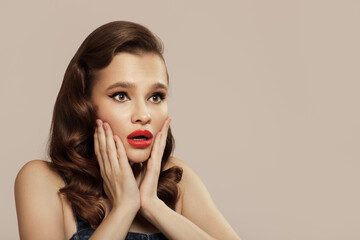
xmin=90 ymin=52 xmax=169 ymax=165
xmin=90 ymin=53 xmax=171 ymax=219
xmin=14 ymin=52 xmax=241 ymax=240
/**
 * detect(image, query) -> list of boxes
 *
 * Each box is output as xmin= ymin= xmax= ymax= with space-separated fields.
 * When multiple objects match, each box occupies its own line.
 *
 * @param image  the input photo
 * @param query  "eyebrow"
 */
xmin=106 ymin=81 xmax=168 ymax=91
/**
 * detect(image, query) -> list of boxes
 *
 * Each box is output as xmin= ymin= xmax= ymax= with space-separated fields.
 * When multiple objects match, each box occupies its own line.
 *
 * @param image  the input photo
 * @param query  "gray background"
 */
xmin=1 ymin=0 xmax=359 ymax=239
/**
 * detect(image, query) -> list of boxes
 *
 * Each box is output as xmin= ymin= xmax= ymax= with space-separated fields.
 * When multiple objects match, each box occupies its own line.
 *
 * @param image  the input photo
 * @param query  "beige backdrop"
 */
xmin=1 ymin=0 xmax=359 ymax=239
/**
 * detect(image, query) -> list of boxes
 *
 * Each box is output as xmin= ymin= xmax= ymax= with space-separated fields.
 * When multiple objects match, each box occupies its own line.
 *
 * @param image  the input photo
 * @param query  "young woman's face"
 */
xmin=90 ymin=52 xmax=169 ymax=163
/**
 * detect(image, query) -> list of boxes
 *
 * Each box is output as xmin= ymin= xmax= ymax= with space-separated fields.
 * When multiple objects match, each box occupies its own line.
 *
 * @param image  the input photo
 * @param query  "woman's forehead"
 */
xmin=93 ymin=52 xmax=168 ymax=90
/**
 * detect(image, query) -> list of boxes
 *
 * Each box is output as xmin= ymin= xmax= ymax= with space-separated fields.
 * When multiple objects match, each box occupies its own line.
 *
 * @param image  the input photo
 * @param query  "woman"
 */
xmin=15 ymin=21 xmax=241 ymax=240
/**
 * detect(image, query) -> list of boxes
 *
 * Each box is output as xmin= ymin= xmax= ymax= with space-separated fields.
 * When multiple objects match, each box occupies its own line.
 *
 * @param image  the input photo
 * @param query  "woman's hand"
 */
xmin=138 ymin=117 xmax=171 ymax=214
xmin=94 ymin=119 xmax=140 ymax=211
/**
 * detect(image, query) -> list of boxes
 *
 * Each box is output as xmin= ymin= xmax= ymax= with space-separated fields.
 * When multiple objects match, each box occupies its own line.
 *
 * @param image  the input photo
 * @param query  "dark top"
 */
xmin=68 ymin=214 xmax=168 ymax=240
xmin=61 ymin=175 xmax=168 ymax=240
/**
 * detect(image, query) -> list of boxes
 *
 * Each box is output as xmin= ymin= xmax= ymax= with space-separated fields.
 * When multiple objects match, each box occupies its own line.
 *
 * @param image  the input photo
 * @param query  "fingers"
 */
xmin=96 ymin=121 xmax=111 ymax=173
xmin=103 ymin=122 xmax=119 ymax=170
xmin=95 ymin=120 xmax=110 ymax=179
xmin=160 ymin=117 xmax=171 ymax=148
xmin=94 ymin=119 xmax=124 ymax=178
xmin=94 ymin=121 xmax=104 ymax=172
xmin=113 ymin=135 xmax=130 ymax=171
xmin=147 ymin=117 xmax=171 ymax=172
xmin=152 ymin=117 xmax=171 ymax=156
xmin=161 ymin=117 xmax=171 ymax=134
xmin=138 ymin=118 xmax=171 ymax=202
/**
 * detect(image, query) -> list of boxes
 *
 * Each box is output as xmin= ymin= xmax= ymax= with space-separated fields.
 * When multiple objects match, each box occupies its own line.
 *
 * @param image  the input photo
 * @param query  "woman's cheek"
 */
xmin=153 ymin=108 xmax=168 ymax=131
xmin=105 ymin=115 xmax=128 ymax=139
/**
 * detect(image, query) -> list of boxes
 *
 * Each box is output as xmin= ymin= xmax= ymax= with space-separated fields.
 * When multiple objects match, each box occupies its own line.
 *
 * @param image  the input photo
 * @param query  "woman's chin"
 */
xmin=128 ymin=158 xmax=148 ymax=164
xmin=127 ymin=150 xmax=151 ymax=164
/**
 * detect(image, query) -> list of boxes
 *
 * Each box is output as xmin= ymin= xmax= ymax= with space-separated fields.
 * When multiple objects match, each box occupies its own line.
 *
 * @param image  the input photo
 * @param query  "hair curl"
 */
xmin=47 ymin=21 xmax=183 ymax=227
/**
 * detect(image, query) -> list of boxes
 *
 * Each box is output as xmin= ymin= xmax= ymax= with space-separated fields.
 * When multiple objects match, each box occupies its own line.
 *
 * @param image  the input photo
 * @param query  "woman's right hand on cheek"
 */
xmin=94 ymin=119 xmax=140 ymax=211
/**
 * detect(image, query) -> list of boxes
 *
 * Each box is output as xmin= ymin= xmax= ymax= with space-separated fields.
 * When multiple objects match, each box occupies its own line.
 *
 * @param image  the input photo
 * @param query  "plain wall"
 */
xmin=1 ymin=0 xmax=359 ymax=239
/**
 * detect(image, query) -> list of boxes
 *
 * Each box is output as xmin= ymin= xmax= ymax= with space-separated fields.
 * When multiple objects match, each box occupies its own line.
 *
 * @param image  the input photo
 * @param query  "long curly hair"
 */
xmin=47 ymin=21 xmax=183 ymax=227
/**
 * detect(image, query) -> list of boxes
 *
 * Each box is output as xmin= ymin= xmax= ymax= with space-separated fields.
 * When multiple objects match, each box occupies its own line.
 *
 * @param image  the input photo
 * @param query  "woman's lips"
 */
xmin=127 ymin=129 xmax=153 ymax=148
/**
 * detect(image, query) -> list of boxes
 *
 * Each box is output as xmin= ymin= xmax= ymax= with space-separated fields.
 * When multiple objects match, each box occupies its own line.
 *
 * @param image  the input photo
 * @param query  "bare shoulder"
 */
xmin=165 ymin=156 xmax=204 ymax=190
xmin=15 ymin=160 xmax=66 ymax=240
xmin=16 ymin=159 xmax=60 ymax=181
xmin=166 ymin=156 xmax=241 ymax=240
xmin=165 ymin=156 xmax=185 ymax=169
xmin=164 ymin=156 xmax=207 ymax=211
xmin=165 ymin=156 xmax=193 ymax=174
xmin=15 ymin=160 xmax=64 ymax=192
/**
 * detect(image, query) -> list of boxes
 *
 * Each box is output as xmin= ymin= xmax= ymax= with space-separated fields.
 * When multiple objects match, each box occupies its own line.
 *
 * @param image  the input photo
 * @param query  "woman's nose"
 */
xmin=131 ymin=101 xmax=151 ymax=124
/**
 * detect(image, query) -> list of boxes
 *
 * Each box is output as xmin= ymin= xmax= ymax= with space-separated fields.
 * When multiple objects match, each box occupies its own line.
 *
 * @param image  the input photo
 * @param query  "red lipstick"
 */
xmin=127 ymin=129 xmax=153 ymax=148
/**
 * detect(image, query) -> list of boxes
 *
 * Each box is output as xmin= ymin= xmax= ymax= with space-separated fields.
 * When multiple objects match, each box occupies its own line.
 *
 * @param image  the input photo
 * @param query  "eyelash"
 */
xmin=109 ymin=91 xmax=166 ymax=103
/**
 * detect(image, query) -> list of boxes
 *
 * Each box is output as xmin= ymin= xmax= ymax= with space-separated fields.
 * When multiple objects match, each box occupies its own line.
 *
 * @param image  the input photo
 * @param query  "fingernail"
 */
xmin=103 ymin=122 xmax=108 ymax=130
xmin=96 ymin=119 xmax=103 ymax=126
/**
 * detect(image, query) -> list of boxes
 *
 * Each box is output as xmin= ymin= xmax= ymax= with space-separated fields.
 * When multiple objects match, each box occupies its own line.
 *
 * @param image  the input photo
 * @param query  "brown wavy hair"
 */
xmin=47 ymin=21 xmax=183 ymax=227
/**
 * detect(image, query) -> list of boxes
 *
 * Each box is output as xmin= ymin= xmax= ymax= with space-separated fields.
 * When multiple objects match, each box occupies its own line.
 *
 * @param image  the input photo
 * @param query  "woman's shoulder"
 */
xmin=15 ymin=160 xmax=64 ymax=193
xmin=165 ymin=156 xmax=190 ymax=171
xmin=165 ymin=156 xmax=208 ymax=199
xmin=16 ymin=159 xmax=59 ymax=178
xmin=15 ymin=160 xmax=68 ymax=239
xmin=165 ymin=157 xmax=241 ymax=239
xmin=17 ymin=159 xmax=51 ymax=172
xmin=166 ymin=156 xmax=218 ymax=207
xmin=165 ymin=156 xmax=201 ymax=184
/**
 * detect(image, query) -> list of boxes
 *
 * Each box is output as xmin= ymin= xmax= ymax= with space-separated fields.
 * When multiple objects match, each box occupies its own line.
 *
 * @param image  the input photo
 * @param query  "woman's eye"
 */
xmin=149 ymin=93 xmax=165 ymax=103
xmin=110 ymin=92 xmax=129 ymax=102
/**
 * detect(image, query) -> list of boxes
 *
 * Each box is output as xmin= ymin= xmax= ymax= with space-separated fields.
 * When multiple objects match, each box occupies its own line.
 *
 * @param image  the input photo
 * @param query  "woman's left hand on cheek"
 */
xmin=139 ymin=117 xmax=171 ymax=213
